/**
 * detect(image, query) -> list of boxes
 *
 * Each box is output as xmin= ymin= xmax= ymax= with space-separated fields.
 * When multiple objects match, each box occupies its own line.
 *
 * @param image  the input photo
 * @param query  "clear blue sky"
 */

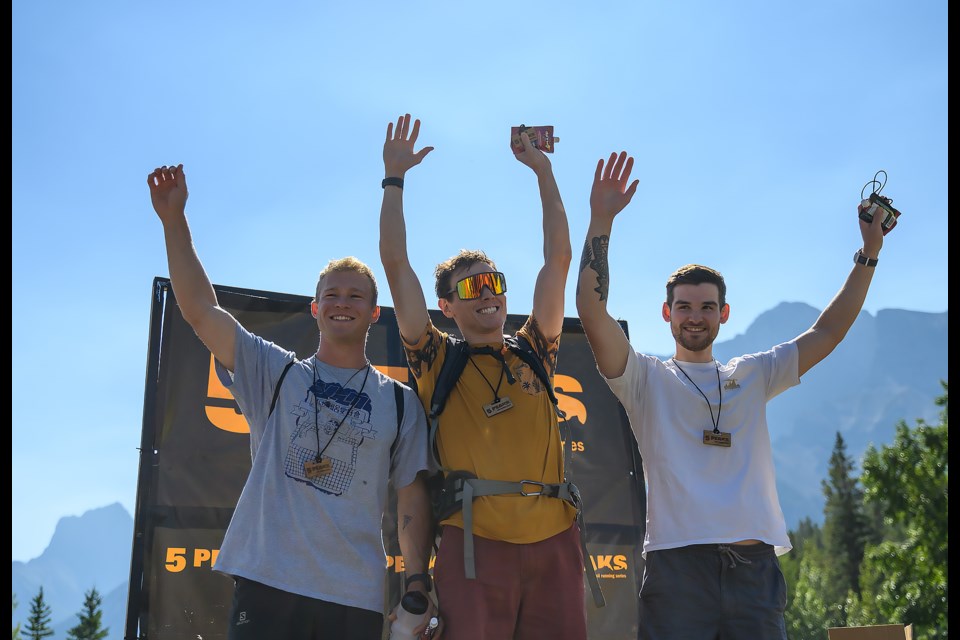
xmin=12 ymin=1 xmax=947 ymax=562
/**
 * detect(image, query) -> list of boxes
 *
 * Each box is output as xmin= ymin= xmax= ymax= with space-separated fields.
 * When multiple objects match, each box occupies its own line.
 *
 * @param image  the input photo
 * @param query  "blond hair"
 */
xmin=315 ymin=256 xmax=378 ymax=305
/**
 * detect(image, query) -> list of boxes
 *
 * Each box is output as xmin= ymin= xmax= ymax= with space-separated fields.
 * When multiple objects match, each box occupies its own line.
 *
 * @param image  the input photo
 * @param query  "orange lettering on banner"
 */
xmin=206 ymin=355 xmax=249 ymax=433
xmin=163 ymin=547 xmax=221 ymax=572
xmin=193 ymin=548 xmax=212 ymax=567
xmin=387 ymin=556 xmax=437 ymax=571
xmin=589 ymin=555 xmax=629 ymax=572
xmin=165 ymin=547 xmax=187 ymax=573
xmin=554 ymin=375 xmax=587 ymax=424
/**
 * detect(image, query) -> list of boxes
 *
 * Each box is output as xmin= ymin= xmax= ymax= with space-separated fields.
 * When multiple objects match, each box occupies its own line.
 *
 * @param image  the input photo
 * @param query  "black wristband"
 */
xmin=382 ymin=177 xmax=404 ymax=190
xmin=853 ymin=249 xmax=878 ymax=267
xmin=405 ymin=572 xmax=432 ymax=592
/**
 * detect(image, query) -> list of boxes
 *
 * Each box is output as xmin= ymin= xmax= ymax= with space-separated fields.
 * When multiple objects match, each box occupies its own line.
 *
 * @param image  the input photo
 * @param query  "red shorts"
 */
xmin=433 ymin=523 xmax=587 ymax=640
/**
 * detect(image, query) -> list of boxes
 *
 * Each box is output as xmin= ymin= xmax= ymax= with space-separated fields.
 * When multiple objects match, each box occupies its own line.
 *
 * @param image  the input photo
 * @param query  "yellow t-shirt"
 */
xmin=403 ymin=315 xmax=575 ymax=544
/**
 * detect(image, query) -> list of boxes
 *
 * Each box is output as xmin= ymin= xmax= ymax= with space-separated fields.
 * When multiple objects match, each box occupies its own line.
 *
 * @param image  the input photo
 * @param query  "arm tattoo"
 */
xmin=403 ymin=333 xmax=439 ymax=380
xmin=576 ymin=239 xmax=592 ymax=297
xmin=585 ymin=235 xmax=610 ymax=302
xmin=401 ymin=514 xmax=413 ymax=531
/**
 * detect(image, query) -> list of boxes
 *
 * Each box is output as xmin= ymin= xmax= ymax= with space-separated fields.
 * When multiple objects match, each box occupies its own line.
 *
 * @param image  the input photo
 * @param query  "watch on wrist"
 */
xmin=853 ymin=250 xmax=878 ymax=267
xmin=405 ymin=572 xmax=432 ymax=592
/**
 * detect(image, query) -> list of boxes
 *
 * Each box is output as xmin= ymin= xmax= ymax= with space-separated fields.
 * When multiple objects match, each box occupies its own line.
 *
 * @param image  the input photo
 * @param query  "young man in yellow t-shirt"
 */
xmin=379 ymin=114 xmax=585 ymax=640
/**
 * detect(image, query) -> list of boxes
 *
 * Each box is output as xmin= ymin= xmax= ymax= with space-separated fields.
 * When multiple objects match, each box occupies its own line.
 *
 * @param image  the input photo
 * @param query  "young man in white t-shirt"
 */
xmin=575 ymin=151 xmax=890 ymax=639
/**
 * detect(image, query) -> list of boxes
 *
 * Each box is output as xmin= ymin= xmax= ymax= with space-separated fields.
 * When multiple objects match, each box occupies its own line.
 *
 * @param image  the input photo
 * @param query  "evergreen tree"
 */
xmin=13 ymin=593 xmax=22 ymax=640
xmin=820 ymin=431 xmax=871 ymax=611
xmin=851 ymin=382 xmax=948 ymax=639
xmin=23 ymin=588 xmax=52 ymax=640
xmin=781 ymin=517 xmax=822 ymax=607
xmin=785 ymin=543 xmax=839 ymax=639
xmin=786 ymin=385 xmax=948 ymax=639
xmin=781 ymin=517 xmax=826 ymax=638
xmin=790 ymin=516 xmax=823 ymax=557
xmin=66 ymin=588 xmax=108 ymax=640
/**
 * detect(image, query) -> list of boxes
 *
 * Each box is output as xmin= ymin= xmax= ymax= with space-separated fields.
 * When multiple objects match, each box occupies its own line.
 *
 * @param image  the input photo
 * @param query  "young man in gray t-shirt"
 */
xmin=148 ymin=163 xmax=436 ymax=639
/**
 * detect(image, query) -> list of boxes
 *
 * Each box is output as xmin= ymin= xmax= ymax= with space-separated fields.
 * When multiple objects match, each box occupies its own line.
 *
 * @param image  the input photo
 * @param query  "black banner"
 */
xmin=126 ymin=278 xmax=646 ymax=639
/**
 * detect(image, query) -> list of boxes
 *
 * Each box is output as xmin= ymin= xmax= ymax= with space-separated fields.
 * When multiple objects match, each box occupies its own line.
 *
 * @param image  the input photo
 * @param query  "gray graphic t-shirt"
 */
xmin=213 ymin=325 xmax=429 ymax=613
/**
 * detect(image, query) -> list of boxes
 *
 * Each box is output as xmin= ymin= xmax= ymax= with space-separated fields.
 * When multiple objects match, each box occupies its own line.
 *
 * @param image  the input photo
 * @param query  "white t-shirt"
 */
xmin=603 ymin=342 xmax=800 ymax=556
xmin=213 ymin=324 xmax=429 ymax=613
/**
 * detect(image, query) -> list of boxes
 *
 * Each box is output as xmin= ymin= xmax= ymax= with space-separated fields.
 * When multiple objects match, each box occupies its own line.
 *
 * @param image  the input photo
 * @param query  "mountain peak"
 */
xmin=13 ymin=504 xmax=134 ymax=638
xmin=47 ymin=503 xmax=132 ymax=561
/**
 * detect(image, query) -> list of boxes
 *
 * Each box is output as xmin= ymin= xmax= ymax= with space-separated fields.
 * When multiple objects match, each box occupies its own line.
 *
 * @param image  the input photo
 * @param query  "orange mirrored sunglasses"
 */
xmin=447 ymin=271 xmax=508 ymax=300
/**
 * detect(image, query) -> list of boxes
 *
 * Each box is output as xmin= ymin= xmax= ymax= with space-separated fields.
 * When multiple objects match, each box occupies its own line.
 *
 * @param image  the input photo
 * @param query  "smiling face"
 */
xmin=311 ymin=269 xmax=380 ymax=345
xmin=663 ymin=282 xmax=729 ymax=360
xmin=438 ymin=261 xmax=508 ymax=344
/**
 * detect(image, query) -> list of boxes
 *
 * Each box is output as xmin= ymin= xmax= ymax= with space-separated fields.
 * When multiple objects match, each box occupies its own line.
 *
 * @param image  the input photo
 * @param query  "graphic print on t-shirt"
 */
xmin=283 ymin=375 xmax=377 ymax=496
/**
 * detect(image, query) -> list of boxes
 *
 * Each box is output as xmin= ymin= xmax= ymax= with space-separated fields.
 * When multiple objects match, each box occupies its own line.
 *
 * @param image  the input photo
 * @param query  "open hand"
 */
xmin=384 ymin=114 xmax=434 ymax=178
xmin=590 ymin=152 xmax=638 ymax=221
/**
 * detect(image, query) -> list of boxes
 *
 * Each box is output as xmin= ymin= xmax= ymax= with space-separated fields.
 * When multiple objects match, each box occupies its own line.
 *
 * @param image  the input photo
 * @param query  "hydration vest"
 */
xmin=423 ymin=335 xmax=605 ymax=608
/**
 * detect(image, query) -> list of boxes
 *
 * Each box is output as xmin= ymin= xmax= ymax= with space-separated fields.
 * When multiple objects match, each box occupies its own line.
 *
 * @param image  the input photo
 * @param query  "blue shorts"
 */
xmin=638 ymin=543 xmax=788 ymax=640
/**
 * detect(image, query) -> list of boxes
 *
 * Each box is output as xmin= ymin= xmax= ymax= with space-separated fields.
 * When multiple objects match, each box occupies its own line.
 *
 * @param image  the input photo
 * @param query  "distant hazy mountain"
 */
xmin=12 ymin=503 xmax=132 ymax=640
xmin=10 ymin=307 xmax=947 ymax=638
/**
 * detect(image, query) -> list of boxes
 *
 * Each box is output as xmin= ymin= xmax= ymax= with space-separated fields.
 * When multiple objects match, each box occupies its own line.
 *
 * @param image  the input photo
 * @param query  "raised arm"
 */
xmin=379 ymin=114 xmax=435 ymax=343
xmin=793 ymin=198 xmax=888 ymax=377
xmin=575 ymin=152 xmax=639 ymax=379
xmin=513 ymin=132 xmax=572 ymax=341
xmin=147 ymin=164 xmax=239 ymax=371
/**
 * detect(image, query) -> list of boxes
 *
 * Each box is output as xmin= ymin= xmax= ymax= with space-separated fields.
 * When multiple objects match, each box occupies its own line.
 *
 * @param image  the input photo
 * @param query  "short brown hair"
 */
xmin=315 ymin=256 xmax=378 ymax=306
xmin=434 ymin=249 xmax=497 ymax=299
xmin=665 ymin=264 xmax=726 ymax=308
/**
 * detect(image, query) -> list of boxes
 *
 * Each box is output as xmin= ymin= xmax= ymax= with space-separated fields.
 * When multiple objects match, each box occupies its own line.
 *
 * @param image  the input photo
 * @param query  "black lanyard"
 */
xmin=312 ymin=360 xmax=371 ymax=461
xmin=672 ymin=358 xmax=722 ymax=434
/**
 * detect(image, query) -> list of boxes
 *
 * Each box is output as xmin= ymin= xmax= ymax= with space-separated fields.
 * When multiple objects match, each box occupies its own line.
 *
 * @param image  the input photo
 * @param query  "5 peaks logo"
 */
xmin=205 ymin=356 xmax=246 ymax=433
xmin=554 ymin=375 xmax=587 ymax=425
xmin=203 ymin=355 xmax=590 ymax=433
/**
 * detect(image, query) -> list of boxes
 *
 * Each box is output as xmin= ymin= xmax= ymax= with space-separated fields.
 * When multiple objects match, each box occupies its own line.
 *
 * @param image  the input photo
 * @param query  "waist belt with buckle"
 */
xmin=444 ymin=474 xmax=605 ymax=608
